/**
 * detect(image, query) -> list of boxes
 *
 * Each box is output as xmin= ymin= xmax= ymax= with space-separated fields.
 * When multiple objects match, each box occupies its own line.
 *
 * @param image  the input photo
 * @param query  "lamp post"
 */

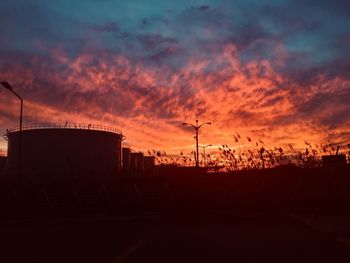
xmin=1 ymin=81 xmax=23 ymax=184
xmin=182 ymin=120 xmax=211 ymax=168
xmin=199 ymin=144 xmax=212 ymax=166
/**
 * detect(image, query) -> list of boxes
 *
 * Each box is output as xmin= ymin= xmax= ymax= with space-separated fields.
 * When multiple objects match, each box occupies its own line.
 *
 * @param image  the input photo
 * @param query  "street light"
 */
xmin=199 ymin=144 xmax=212 ymax=166
xmin=1 ymin=81 xmax=23 ymax=184
xmin=182 ymin=120 xmax=211 ymax=168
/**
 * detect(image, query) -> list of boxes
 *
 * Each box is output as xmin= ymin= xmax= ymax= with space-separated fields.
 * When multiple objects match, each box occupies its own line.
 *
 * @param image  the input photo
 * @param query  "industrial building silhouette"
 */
xmin=4 ymin=123 xmax=154 ymax=183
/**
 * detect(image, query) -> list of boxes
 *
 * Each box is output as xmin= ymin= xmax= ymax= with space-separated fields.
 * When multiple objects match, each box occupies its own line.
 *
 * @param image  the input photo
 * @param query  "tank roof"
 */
xmin=6 ymin=123 xmax=122 ymax=135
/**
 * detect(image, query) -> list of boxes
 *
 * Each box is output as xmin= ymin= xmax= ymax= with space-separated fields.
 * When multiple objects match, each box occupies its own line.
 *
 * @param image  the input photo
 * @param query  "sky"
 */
xmin=0 ymin=0 xmax=350 ymax=154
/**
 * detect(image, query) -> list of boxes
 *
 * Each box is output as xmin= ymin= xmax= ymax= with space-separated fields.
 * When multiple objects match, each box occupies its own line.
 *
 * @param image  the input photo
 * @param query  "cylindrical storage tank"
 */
xmin=122 ymin=147 xmax=131 ymax=170
xmin=130 ymin=152 xmax=144 ymax=176
xmin=6 ymin=123 xmax=123 ymax=183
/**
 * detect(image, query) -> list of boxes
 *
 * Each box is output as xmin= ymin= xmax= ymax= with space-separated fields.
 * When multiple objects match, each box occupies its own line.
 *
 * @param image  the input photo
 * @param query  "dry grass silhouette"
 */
xmin=153 ymin=136 xmax=350 ymax=171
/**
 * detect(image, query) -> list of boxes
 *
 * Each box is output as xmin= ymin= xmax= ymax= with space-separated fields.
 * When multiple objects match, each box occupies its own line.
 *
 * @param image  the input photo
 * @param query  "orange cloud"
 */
xmin=1 ymin=42 xmax=350 ymax=155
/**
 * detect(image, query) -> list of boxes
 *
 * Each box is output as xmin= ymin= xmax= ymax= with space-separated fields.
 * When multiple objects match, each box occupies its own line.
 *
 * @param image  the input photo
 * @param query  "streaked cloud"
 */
xmin=1 ymin=0 xmax=349 ymax=153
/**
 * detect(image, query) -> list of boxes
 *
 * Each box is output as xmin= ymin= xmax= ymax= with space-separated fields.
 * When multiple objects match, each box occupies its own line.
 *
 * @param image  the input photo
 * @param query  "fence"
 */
xmin=6 ymin=123 xmax=122 ymax=135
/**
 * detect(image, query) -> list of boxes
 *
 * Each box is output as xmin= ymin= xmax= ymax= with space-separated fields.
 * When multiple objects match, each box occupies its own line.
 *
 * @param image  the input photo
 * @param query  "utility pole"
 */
xmin=1 ymin=81 xmax=23 ymax=184
xmin=183 ymin=120 xmax=211 ymax=168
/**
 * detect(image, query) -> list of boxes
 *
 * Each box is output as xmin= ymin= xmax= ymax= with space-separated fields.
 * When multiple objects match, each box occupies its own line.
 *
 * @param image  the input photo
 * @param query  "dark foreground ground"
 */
xmin=1 ymin=210 xmax=350 ymax=263
xmin=1 ymin=166 xmax=350 ymax=262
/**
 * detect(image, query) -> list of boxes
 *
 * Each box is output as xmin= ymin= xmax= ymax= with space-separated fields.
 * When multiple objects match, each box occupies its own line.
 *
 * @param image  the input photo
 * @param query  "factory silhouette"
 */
xmin=0 ymin=119 xmax=349 ymax=213
xmin=4 ymin=123 xmax=155 ymax=184
xmin=1 ymin=111 xmax=350 ymax=262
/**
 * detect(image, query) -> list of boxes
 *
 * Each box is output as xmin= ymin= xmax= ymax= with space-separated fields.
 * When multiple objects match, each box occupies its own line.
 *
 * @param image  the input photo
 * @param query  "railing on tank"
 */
xmin=6 ymin=123 xmax=122 ymax=135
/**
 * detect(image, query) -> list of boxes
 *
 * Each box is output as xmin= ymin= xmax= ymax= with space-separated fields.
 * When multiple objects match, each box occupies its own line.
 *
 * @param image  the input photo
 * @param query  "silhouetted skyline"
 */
xmin=1 ymin=3 xmax=350 ymax=262
xmin=1 ymin=1 xmax=350 ymax=154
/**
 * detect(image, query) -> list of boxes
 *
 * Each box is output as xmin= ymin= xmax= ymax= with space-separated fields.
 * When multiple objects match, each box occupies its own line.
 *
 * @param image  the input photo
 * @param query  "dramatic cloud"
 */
xmin=1 ymin=0 xmax=350 ymax=153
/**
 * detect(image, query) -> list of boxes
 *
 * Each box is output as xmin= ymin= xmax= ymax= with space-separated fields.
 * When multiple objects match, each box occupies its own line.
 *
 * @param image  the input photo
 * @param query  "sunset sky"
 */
xmin=1 ymin=0 xmax=350 ymax=154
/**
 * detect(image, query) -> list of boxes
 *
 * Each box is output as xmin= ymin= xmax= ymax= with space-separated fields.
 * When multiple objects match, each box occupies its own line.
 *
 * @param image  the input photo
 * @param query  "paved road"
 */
xmin=0 ymin=212 xmax=349 ymax=263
